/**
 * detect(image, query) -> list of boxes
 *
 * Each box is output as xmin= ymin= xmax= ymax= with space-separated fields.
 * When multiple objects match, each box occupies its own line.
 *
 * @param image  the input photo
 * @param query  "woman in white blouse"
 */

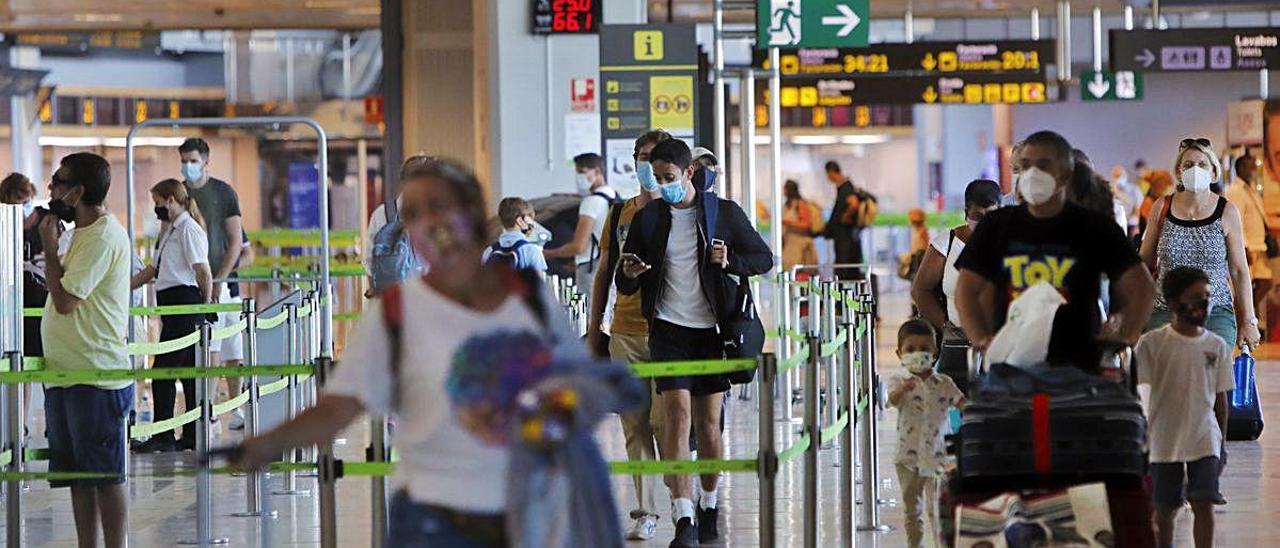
xmin=130 ymin=179 xmax=212 ymax=453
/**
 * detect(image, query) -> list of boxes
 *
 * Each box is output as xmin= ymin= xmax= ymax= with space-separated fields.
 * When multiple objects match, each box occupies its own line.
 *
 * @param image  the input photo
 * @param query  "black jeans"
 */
xmin=151 ymin=285 xmax=202 ymax=443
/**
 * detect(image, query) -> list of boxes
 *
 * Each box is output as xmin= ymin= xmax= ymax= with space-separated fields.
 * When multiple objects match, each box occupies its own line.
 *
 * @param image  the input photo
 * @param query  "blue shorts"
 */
xmin=385 ymin=491 xmax=506 ymax=547
xmin=1151 ymin=456 xmax=1221 ymax=512
xmin=45 ymin=384 xmax=134 ymax=488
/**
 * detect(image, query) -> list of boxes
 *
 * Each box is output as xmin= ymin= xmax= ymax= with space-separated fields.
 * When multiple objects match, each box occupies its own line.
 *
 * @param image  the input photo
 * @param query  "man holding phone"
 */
xmin=616 ymin=139 xmax=773 ymax=547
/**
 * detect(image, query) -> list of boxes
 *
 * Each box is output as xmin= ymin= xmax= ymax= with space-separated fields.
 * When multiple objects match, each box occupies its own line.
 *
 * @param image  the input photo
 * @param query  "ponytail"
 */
xmin=185 ymin=195 xmax=206 ymax=231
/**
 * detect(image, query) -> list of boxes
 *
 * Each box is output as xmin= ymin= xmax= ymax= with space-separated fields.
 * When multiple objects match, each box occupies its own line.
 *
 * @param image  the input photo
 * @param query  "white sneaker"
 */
xmin=227 ymin=410 xmax=245 ymax=431
xmin=625 ymin=515 xmax=658 ymax=541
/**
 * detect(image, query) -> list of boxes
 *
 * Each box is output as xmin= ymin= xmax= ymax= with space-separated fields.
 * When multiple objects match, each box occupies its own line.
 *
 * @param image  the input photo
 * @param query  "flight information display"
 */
xmin=532 ymin=0 xmax=600 ymax=35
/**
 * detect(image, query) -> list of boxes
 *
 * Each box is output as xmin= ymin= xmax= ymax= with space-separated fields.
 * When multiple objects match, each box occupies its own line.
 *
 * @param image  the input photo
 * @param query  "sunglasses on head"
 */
xmin=1180 ymin=138 xmax=1212 ymax=149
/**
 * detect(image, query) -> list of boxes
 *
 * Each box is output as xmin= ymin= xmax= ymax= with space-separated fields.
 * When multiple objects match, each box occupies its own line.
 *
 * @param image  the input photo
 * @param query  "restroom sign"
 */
xmin=571 ymin=78 xmax=595 ymax=112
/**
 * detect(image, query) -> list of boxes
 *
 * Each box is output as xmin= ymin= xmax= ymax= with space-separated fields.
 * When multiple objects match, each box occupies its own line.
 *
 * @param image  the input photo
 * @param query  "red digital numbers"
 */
xmin=550 ymin=0 xmax=594 ymax=33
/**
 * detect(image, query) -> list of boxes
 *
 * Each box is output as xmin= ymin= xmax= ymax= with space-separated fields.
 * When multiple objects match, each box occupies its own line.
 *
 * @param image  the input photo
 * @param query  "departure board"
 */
xmin=759 ymin=74 xmax=1055 ymax=106
xmin=532 ymin=0 xmax=600 ymax=35
xmin=753 ymin=40 xmax=1054 ymax=77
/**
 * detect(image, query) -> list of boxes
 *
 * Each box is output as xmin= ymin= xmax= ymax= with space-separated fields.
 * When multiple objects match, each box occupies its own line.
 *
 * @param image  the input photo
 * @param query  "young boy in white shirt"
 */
xmin=1137 ymin=266 xmax=1234 ymax=548
xmin=887 ymin=319 xmax=965 ymax=548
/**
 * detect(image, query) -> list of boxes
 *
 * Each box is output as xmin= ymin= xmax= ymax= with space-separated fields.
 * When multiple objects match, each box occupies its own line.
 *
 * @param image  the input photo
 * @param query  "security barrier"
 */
xmin=0 ymin=262 xmax=888 ymax=548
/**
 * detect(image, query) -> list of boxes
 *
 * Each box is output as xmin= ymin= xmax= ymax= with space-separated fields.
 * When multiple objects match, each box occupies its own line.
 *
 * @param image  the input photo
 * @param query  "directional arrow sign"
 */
xmin=757 ymin=0 xmax=869 ymax=49
xmin=1135 ymin=48 xmax=1156 ymax=69
xmin=1086 ymin=71 xmax=1111 ymax=99
xmin=1080 ymin=70 xmax=1144 ymax=101
xmin=822 ymin=4 xmax=861 ymax=37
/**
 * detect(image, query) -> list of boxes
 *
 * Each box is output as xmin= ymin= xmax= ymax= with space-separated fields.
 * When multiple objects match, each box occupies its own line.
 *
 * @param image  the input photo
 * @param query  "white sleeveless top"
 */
xmin=929 ymin=230 xmax=966 ymax=324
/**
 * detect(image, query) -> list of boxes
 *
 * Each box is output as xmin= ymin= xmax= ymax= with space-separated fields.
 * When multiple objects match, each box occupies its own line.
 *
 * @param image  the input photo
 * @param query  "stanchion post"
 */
xmin=803 ymin=287 xmax=821 ymax=548
xmin=5 ymin=351 xmax=20 ymax=548
xmin=822 ymin=279 xmax=838 ymax=446
xmin=182 ymin=323 xmax=229 ymax=545
xmin=778 ymin=271 xmax=793 ymax=422
xmin=757 ymin=353 xmax=777 ymax=548
xmin=839 ymin=287 xmax=857 ymax=548
xmin=234 ymin=298 xmax=275 ymax=518
xmin=274 ymin=303 xmax=309 ymax=496
xmin=315 ymin=356 xmax=338 ymax=548
xmin=855 ymin=286 xmax=890 ymax=532
xmin=369 ymin=415 xmax=389 ymax=547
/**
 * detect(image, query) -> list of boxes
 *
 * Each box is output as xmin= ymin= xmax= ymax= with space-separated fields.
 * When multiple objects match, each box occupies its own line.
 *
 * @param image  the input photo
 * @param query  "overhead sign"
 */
xmin=753 ymin=40 xmax=1054 ymax=77
xmin=13 ymin=31 xmax=160 ymax=52
xmin=0 ymin=67 xmax=49 ymax=97
xmin=1111 ymin=28 xmax=1280 ymax=72
xmin=761 ymin=74 xmax=1053 ymax=107
xmin=600 ymin=24 xmax=699 ymax=195
xmin=1080 ymin=70 xmax=1143 ymax=101
xmin=757 ymin=0 xmax=869 ymax=49
xmin=533 ymin=0 xmax=600 ymax=34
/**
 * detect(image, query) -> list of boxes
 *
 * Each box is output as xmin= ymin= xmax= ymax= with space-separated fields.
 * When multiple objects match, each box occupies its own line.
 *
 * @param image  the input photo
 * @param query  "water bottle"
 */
xmin=1232 ymin=348 xmax=1255 ymax=408
xmin=139 ymin=394 xmax=153 ymax=423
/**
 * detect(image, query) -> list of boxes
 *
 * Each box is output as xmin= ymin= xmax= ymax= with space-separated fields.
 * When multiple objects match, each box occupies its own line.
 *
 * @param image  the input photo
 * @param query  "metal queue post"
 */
xmin=855 ymin=280 xmax=891 ymax=532
xmin=233 ymin=298 xmax=276 ymax=519
xmin=776 ymin=270 xmax=795 ymax=422
xmin=838 ymin=285 xmax=859 ymax=548
xmin=821 ymin=279 xmax=839 ymax=448
xmin=273 ymin=302 xmax=309 ymax=497
xmin=803 ymin=282 xmax=821 ymax=548
xmin=180 ymin=323 xmax=229 ymax=546
xmin=1 ymin=205 xmax=22 ymax=547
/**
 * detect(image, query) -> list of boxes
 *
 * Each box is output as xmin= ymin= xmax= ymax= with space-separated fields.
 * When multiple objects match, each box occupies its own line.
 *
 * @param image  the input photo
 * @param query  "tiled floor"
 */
xmin=6 ymin=291 xmax=1280 ymax=546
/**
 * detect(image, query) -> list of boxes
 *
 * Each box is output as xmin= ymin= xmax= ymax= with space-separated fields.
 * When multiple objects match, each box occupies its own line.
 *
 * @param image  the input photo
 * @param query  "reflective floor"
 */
xmin=5 ymin=292 xmax=1280 ymax=546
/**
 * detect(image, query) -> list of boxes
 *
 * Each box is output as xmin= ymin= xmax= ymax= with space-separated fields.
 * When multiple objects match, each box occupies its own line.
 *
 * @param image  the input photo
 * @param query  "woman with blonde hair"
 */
xmin=1139 ymin=138 xmax=1260 ymax=350
xmin=130 ymin=178 xmax=212 ymax=453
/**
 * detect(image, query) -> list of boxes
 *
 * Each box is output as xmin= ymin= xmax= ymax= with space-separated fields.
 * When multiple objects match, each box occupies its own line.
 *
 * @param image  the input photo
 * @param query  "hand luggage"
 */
xmin=957 ymin=363 xmax=1147 ymax=482
xmin=1227 ymin=350 xmax=1264 ymax=441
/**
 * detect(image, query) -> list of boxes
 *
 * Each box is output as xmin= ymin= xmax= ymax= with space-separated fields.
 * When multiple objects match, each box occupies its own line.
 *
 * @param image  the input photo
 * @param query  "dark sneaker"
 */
xmin=697 ymin=506 xmax=720 ymax=543
xmin=670 ymin=517 xmax=698 ymax=548
xmin=177 ymin=438 xmax=196 ymax=452
xmin=131 ymin=437 xmax=176 ymax=454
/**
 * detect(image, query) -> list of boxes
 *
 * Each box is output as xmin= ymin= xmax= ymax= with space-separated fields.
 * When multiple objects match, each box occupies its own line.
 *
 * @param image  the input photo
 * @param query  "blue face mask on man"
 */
xmin=659 ymin=179 xmax=687 ymax=204
xmin=636 ymin=161 xmax=660 ymax=193
xmin=182 ymin=162 xmax=203 ymax=183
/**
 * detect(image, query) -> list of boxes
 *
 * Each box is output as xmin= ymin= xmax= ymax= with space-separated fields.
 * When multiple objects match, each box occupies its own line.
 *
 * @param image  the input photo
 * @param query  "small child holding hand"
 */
xmin=888 ymin=319 xmax=966 ymax=548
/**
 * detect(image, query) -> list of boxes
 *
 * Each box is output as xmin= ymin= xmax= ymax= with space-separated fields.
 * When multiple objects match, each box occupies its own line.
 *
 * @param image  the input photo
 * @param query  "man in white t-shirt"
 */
xmin=544 ymin=152 xmax=617 ymax=310
xmin=1136 ymin=266 xmax=1234 ymax=548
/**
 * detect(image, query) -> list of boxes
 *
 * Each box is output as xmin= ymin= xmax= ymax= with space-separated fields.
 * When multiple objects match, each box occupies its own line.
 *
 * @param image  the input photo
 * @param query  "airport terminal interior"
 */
xmin=3 ymin=0 xmax=1280 ymax=546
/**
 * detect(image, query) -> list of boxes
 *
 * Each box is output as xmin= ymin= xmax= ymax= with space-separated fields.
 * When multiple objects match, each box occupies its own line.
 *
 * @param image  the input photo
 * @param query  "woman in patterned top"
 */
xmin=1139 ymin=138 xmax=1261 ymax=350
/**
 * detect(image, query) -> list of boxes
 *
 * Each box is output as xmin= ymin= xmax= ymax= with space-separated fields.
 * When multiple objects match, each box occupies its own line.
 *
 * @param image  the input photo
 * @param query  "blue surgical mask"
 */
xmin=21 ymin=201 xmax=34 ymax=217
xmin=659 ymin=179 xmax=687 ymax=204
xmin=182 ymin=162 xmax=203 ymax=183
xmin=636 ymin=161 xmax=660 ymax=192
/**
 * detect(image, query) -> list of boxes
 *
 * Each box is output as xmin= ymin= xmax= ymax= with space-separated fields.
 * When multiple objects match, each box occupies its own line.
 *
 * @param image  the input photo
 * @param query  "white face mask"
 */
xmin=902 ymin=351 xmax=935 ymax=374
xmin=575 ymin=172 xmax=593 ymax=195
xmin=1180 ymin=166 xmax=1213 ymax=193
xmin=1018 ymin=167 xmax=1059 ymax=206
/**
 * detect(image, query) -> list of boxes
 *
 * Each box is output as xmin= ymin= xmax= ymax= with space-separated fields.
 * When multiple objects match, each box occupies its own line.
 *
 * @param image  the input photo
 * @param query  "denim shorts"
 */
xmin=1151 ymin=456 xmax=1221 ymax=512
xmin=385 ymin=491 xmax=506 ymax=547
xmin=45 ymin=384 xmax=134 ymax=488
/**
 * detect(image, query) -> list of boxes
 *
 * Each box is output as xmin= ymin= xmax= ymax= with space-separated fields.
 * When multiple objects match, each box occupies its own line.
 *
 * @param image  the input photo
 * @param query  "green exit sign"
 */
xmin=757 ymin=0 xmax=870 ymax=49
xmin=1080 ymin=70 xmax=1144 ymax=101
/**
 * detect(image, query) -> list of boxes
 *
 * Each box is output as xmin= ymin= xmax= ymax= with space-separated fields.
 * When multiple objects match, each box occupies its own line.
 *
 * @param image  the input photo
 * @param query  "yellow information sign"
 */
xmin=649 ymin=75 xmax=694 ymax=133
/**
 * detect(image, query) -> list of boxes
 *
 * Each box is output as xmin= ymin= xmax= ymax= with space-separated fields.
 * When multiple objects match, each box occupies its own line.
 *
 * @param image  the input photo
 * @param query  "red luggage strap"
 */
xmin=1031 ymin=394 xmax=1052 ymax=474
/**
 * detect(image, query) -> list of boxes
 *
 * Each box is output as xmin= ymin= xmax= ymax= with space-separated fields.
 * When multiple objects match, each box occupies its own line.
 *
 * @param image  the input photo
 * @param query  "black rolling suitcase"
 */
xmin=957 ymin=362 xmax=1147 ymax=482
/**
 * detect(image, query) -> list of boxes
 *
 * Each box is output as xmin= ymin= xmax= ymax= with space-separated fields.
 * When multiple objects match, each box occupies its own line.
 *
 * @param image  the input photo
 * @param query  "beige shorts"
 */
xmin=214 ymin=285 xmax=243 ymax=362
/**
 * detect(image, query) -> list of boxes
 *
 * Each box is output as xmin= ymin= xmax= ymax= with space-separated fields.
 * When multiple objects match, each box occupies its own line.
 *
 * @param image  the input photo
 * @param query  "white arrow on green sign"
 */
xmin=757 ymin=0 xmax=870 ymax=49
xmin=1080 ymin=70 xmax=1144 ymax=101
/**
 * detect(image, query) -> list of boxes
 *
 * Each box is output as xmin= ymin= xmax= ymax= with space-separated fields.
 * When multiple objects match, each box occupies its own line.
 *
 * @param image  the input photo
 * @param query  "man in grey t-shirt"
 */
xmin=179 ymin=137 xmax=247 ymax=431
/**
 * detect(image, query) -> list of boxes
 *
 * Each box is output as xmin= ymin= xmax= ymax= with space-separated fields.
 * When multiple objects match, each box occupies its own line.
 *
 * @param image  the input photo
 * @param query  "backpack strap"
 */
xmin=1145 ymin=196 xmax=1174 ymax=274
xmin=379 ymin=283 xmax=405 ymax=410
xmin=702 ymin=191 xmax=720 ymax=246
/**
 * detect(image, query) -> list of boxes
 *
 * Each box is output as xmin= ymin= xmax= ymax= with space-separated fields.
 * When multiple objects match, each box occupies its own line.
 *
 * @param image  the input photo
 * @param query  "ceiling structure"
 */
xmin=0 ymin=0 xmax=379 ymax=31
xmin=661 ymin=0 xmax=1275 ymax=21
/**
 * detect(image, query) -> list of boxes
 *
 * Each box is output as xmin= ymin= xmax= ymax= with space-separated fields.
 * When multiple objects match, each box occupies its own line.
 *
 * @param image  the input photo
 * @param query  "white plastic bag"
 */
xmin=986 ymin=281 xmax=1065 ymax=367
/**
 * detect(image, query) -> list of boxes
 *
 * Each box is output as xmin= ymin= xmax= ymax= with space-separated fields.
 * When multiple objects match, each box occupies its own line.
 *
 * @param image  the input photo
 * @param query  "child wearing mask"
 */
xmin=483 ymin=197 xmax=549 ymax=274
xmin=887 ymin=319 xmax=965 ymax=548
xmin=1137 ymin=266 xmax=1233 ymax=548
xmin=130 ymin=179 xmax=212 ymax=453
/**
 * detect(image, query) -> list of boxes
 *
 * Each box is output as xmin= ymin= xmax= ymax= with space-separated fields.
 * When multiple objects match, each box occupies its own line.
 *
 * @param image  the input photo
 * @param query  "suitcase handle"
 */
xmin=967 ymin=347 xmax=985 ymax=382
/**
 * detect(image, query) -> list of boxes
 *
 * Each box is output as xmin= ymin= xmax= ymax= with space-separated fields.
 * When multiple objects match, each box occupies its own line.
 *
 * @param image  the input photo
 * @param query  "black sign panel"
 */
xmin=532 ymin=0 xmax=601 ymax=35
xmin=752 ymin=40 xmax=1055 ymax=77
xmin=1111 ymin=28 xmax=1280 ymax=72
xmin=0 ymin=68 xmax=49 ymax=97
xmin=13 ymin=32 xmax=161 ymax=53
xmin=759 ymin=73 xmax=1055 ymax=107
